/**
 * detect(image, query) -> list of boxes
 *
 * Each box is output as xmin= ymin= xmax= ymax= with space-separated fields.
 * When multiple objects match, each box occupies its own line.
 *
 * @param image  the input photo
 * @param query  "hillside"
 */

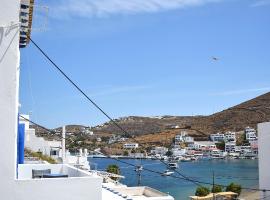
xmin=93 ymin=92 xmax=270 ymax=136
xmin=34 ymin=92 xmax=270 ymax=139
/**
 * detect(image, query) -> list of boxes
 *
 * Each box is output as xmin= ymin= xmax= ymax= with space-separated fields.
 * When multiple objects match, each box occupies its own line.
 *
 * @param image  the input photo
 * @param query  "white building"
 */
xmin=175 ymin=131 xmax=194 ymax=143
xmin=188 ymin=141 xmax=216 ymax=150
xmin=210 ymin=133 xmax=225 ymax=142
xmin=224 ymin=131 xmax=236 ymax=142
xmin=258 ymin=122 xmax=270 ymax=200
xmin=151 ymin=147 xmax=168 ymax=156
xmin=225 ymin=142 xmax=236 ymax=153
xmin=245 ymin=127 xmax=257 ymax=141
xmin=0 ymin=1 xmax=174 ymax=200
xmin=20 ymin=115 xmax=62 ymax=157
xmin=171 ymin=148 xmax=187 ymax=157
xmin=123 ymin=143 xmax=139 ymax=149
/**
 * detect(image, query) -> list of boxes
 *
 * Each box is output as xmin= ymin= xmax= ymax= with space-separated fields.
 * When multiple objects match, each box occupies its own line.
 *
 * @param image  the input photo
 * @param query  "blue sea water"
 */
xmin=89 ymin=158 xmax=258 ymax=200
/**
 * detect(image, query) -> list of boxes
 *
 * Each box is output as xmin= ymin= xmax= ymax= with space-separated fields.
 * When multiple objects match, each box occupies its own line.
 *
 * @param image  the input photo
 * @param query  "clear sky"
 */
xmin=19 ymin=0 xmax=270 ymax=128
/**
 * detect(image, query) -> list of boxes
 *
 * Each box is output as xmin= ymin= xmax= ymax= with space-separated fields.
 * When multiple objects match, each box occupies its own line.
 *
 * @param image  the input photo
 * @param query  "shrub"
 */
xmin=106 ymin=164 xmax=120 ymax=180
xmin=212 ymin=185 xmax=223 ymax=193
xmin=195 ymin=186 xmax=210 ymax=197
xmin=123 ymin=151 xmax=129 ymax=156
xmin=226 ymin=182 xmax=242 ymax=195
xmin=165 ymin=150 xmax=173 ymax=157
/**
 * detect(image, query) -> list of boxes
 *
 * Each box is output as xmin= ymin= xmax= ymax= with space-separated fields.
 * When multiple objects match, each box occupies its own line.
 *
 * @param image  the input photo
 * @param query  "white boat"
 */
xmin=162 ymin=170 xmax=174 ymax=176
xmin=167 ymin=161 xmax=179 ymax=169
xmin=181 ymin=157 xmax=192 ymax=162
xmin=134 ymin=165 xmax=143 ymax=172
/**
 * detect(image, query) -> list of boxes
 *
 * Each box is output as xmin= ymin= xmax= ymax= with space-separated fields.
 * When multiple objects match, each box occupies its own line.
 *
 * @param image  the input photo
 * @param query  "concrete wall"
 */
xmin=15 ymin=176 xmax=102 ymax=200
xmin=258 ymin=122 xmax=270 ymax=199
xmin=0 ymin=1 xmax=21 ymax=198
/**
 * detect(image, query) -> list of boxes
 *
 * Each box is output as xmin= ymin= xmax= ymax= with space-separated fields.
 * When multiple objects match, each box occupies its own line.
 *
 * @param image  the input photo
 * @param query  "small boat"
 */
xmin=190 ymin=157 xmax=198 ymax=161
xmin=162 ymin=170 xmax=174 ymax=176
xmin=167 ymin=161 xmax=178 ymax=169
xmin=134 ymin=165 xmax=143 ymax=172
xmin=181 ymin=157 xmax=191 ymax=162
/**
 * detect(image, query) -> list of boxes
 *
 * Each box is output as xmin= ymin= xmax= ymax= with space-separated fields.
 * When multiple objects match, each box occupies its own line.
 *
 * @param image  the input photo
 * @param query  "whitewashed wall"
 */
xmin=0 ymin=1 xmax=21 ymax=198
xmin=258 ymin=122 xmax=270 ymax=199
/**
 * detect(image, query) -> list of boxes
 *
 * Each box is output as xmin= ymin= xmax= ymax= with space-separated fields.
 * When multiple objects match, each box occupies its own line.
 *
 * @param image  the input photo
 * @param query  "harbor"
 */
xmin=89 ymin=158 xmax=259 ymax=200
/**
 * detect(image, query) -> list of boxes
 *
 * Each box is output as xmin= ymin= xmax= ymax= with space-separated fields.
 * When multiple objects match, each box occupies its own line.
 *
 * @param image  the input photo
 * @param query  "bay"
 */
xmin=89 ymin=158 xmax=258 ymax=200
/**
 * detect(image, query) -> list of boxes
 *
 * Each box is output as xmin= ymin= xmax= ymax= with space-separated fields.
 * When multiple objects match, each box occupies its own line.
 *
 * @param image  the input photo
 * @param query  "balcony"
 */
xmin=15 ymin=164 xmax=103 ymax=200
xmin=18 ymin=163 xmax=92 ymax=180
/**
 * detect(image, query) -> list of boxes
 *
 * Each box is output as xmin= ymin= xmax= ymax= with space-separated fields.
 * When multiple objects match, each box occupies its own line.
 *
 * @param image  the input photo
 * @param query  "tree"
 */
xmin=212 ymin=185 xmax=223 ymax=193
xmin=123 ymin=150 xmax=129 ymax=156
xmin=165 ymin=150 xmax=173 ymax=157
xmin=195 ymin=186 xmax=210 ymax=197
xmin=216 ymin=141 xmax=225 ymax=150
xmin=106 ymin=164 xmax=121 ymax=181
xmin=226 ymin=182 xmax=242 ymax=195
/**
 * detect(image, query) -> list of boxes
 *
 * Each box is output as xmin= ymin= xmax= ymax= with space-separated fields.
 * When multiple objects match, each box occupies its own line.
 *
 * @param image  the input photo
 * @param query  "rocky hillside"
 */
xmin=34 ymin=92 xmax=270 ymax=138
xmin=93 ymin=92 xmax=270 ymax=136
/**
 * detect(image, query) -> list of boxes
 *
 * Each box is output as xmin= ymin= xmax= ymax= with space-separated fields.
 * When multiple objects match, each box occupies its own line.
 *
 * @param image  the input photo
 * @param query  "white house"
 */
xmin=225 ymin=142 xmax=236 ymax=153
xmin=245 ymin=127 xmax=257 ymax=141
xmin=171 ymin=148 xmax=187 ymax=157
xmin=258 ymin=122 xmax=270 ymax=200
xmin=224 ymin=131 xmax=236 ymax=142
xmin=188 ymin=141 xmax=216 ymax=150
xmin=123 ymin=143 xmax=139 ymax=149
xmin=175 ymin=131 xmax=194 ymax=143
xmin=151 ymin=147 xmax=168 ymax=156
xmin=19 ymin=115 xmax=62 ymax=157
xmin=210 ymin=133 xmax=225 ymax=142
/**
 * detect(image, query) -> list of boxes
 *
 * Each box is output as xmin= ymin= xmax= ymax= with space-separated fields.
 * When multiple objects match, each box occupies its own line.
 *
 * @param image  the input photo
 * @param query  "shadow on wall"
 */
xmin=0 ymin=24 xmax=20 ymax=65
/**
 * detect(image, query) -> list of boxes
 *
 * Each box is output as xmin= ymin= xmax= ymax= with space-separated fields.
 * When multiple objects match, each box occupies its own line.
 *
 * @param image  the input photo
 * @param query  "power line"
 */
xmin=20 ymin=113 xmax=270 ymax=192
xmin=27 ymin=38 xmax=270 ymax=192
xmin=28 ymin=37 xmax=202 ymax=187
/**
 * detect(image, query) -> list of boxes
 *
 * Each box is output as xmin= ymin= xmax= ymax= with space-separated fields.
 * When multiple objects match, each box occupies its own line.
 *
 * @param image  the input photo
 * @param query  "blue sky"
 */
xmin=19 ymin=0 xmax=270 ymax=128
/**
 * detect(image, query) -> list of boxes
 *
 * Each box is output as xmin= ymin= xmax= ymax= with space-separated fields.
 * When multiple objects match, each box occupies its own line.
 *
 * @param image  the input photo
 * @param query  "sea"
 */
xmin=88 ymin=158 xmax=258 ymax=200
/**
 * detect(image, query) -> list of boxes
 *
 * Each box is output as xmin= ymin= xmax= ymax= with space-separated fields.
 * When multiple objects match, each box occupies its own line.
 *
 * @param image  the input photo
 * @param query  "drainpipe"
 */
xmin=17 ymin=123 xmax=25 ymax=165
xmin=62 ymin=126 xmax=66 ymax=164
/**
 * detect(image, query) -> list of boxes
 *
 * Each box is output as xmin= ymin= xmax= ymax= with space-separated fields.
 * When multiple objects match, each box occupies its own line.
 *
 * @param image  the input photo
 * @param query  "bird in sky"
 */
xmin=212 ymin=57 xmax=219 ymax=61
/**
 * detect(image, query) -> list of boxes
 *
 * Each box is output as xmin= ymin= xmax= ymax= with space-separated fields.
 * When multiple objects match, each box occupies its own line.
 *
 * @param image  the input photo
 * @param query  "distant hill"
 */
xmin=34 ymin=92 xmax=270 ymax=138
xmin=92 ymin=92 xmax=270 ymax=136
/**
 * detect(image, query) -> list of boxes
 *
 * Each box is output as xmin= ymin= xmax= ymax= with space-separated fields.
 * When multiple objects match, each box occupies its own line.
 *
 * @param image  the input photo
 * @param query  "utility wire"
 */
xmin=29 ymin=38 xmax=270 ymax=190
xmin=28 ymin=37 xmax=202 ymax=187
xmin=19 ymin=95 xmax=270 ymax=192
xmin=27 ymin=38 xmax=270 ymax=191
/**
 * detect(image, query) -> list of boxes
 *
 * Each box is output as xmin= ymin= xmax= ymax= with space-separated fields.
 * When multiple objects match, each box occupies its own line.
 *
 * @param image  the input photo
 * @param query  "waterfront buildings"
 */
xmin=188 ymin=141 xmax=216 ymax=150
xmin=151 ymin=147 xmax=168 ymax=156
xmin=123 ymin=143 xmax=139 ymax=149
